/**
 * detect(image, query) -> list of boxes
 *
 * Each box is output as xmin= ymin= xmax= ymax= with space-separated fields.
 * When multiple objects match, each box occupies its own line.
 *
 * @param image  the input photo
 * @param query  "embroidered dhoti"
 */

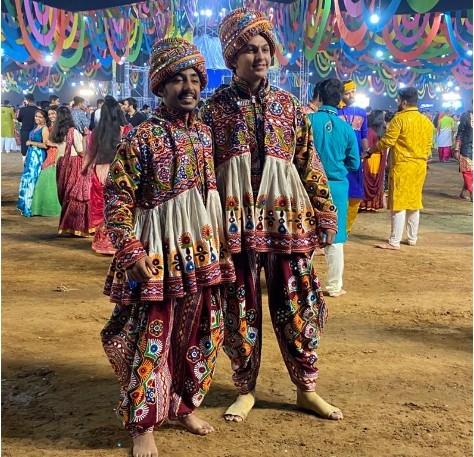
xmin=222 ymin=252 xmax=327 ymax=394
xmin=101 ymin=287 xmax=223 ymax=437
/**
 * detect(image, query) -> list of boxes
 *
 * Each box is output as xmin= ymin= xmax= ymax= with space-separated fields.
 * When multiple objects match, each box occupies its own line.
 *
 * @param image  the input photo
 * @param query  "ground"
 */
xmin=2 ymin=153 xmax=472 ymax=457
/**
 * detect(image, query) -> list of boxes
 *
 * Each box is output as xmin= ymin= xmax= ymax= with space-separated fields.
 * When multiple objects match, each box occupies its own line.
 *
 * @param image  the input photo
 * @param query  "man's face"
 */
xmin=123 ymin=101 xmax=132 ymax=113
xmin=51 ymin=99 xmax=60 ymax=107
xmin=159 ymin=68 xmax=201 ymax=113
xmin=343 ymin=89 xmax=356 ymax=106
xmin=234 ymin=34 xmax=272 ymax=86
xmin=397 ymin=98 xmax=407 ymax=112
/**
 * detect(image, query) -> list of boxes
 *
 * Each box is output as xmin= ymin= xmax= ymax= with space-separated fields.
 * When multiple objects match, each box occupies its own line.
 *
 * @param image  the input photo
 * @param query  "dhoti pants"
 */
xmin=388 ymin=210 xmax=420 ymax=247
xmin=101 ymin=287 xmax=223 ymax=437
xmin=223 ymin=252 xmax=327 ymax=395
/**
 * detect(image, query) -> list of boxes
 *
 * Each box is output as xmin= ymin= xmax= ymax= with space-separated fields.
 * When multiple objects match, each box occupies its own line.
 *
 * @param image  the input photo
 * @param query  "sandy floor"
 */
xmin=2 ymin=153 xmax=472 ymax=457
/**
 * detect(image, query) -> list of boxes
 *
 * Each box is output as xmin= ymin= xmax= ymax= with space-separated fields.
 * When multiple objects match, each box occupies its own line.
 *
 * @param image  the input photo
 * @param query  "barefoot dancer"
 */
xmin=201 ymin=8 xmax=342 ymax=423
xmin=101 ymin=38 xmax=234 ymax=457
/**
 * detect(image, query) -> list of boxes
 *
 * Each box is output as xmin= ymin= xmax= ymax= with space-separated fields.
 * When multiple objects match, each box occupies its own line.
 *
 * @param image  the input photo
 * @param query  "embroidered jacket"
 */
xmin=200 ymin=75 xmax=337 ymax=255
xmin=104 ymin=106 xmax=235 ymax=304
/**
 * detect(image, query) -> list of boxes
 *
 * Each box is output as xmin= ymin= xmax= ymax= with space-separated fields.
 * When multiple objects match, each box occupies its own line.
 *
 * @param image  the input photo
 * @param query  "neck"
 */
xmin=129 ymin=107 xmax=136 ymax=116
xmin=236 ymin=73 xmax=264 ymax=95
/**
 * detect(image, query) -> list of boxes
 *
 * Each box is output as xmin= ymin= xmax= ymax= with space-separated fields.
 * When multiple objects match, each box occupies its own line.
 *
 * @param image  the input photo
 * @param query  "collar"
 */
xmin=231 ymin=74 xmax=270 ymax=100
xmin=319 ymin=104 xmax=338 ymax=114
xmin=153 ymin=104 xmax=196 ymax=129
xmin=400 ymin=106 xmax=419 ymax=113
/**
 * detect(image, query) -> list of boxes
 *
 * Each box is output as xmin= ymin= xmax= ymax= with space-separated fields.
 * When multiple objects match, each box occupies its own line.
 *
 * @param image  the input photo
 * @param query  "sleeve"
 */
xmin=17 ymin=108 xmax=23 ymax=123
xmin=73 ymin=129 xmax=84 ymax=153
xmin=360 ymin=112 xmax=369 ymax=140
xmin=104 ymin=137 xmax=147 ymax=269
xmin=345 ymin=127 xmax=361 ymax=172
xmin=293 ymin=100 xmax=338 ymax=232
xmin=456 ymin=113 xmax=468 ymax=145
xmin=377 ymin=115 xmax=402 ymax=150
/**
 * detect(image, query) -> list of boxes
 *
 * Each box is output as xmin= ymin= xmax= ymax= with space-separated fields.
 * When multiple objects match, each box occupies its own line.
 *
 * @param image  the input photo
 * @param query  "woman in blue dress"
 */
xmin=17 ymin=109 xmax=49 ymax=217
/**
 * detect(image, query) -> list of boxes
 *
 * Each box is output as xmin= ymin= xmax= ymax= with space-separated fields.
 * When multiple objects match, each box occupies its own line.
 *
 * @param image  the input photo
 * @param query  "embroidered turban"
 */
xmin=343 ymin=80 xmax=357 ymax=92
xmin=149 ymin=38 xmax=207 ymax=95
xmin=218 ymin=8 xmax=276 ymax=69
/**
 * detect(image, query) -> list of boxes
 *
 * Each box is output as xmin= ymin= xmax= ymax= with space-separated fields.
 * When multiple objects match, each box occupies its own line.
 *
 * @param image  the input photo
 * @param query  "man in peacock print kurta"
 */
xmin=101 ymin=38 xmax=235 ymax=457
xmin=201 ymin=8 xmax=343 ymax=423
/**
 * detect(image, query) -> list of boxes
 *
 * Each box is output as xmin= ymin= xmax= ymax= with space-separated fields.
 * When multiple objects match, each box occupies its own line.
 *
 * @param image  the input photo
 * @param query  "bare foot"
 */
xmin=296 ymin=390 xmax=343 ymax=420
xmin=375 ymin=242 xmax=400 ymax=250
xmin=179 ymin=413 xmax=215 ymax=435
xmin=327 ymin=289 xmax=347 ymax=298
xmin=224 ymin=390 xmax=256 ymax=422
xmin=132 ymin=432 xmax=158 ymax=457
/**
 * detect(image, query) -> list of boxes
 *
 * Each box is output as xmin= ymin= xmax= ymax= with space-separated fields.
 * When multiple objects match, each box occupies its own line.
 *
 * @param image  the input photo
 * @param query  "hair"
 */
xmin=39 ymin=100 xmax=50 ymax=111
xmin=96 ymin=98 xmax=105 ymax=106
xmin=3 ymin=100 xmax=10 ymax=106
xmin=87 ymin=96 xmax=123 ymax=167
xmin=73 ymin=96 xmax=85 ymax=107
xmin=125 ymin=97 xmax=138 ymax=110
xmin=312 ymin=82 xmax=322 ymax=102
xmin=25 ymin=94 xmax=35 ymax=103
xmin=368 ymin=110 xmax=386 ymax=138
xmin=318 ymin=78 xmax=344 ymax=107
xmin=385 ymin=111 xmax=395 ymax=123
xmin=398 ymin=87 xmax=418 ymax=106
xmin=49 ymin=95 xmax=59 ymax=102
xmin=142 ymin=104 xmax=150 ymax=110
xmin=50 ymin=106 xmax=75 ymax=143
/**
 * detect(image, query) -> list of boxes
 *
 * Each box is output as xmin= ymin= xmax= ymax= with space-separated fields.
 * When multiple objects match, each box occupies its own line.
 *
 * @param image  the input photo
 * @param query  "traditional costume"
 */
xmin=101 ymin=38 xmax=235 ymax=438
xmin=56 ymin=128 xmax=95 ymax=236
xmin=338 ymin=80 xmax=368 ymax=233
xmin=376 ymin=106 xmax=433 ymax=247
xmin=31 ymin=131 xmax=61 ymax=217
xmin=201 ymin=9 xmax=337 ymax=397
xmin=455 ymin=111 xmax=473 ymax=194
xmin=17 ymin=127 xmax=47 ymax=217
xmin=360 ymin=127 xmax=387 ymax=211
xmin=308 ymin=105 xmax=360 ymax=295
xmin=436 ymin=113 xmax=455 ymax=162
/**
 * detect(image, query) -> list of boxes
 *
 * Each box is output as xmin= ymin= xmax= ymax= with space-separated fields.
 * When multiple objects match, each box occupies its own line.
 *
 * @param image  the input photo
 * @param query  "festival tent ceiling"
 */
xmin=1 ymin=0 xmax=472 ymax=98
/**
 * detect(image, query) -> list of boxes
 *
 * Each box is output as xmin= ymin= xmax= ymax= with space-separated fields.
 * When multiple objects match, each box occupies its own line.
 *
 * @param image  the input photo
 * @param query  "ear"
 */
xmin=156 ymin=84 xmax=165 ymax=98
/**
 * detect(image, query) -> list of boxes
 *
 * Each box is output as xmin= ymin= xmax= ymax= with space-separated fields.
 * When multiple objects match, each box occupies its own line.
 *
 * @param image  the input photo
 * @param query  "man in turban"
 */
xmin=101 ymin=38 xmax=235 ymax=457
xmin=338 ymin=80 xmax=369 ymax=234
xmin=201 ymin=8 xmax=343 ymax=423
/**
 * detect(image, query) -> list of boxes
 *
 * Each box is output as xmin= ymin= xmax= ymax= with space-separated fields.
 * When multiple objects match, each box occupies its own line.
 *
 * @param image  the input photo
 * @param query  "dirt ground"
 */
xmin=2 ymin=153 xmax=472 ymax=457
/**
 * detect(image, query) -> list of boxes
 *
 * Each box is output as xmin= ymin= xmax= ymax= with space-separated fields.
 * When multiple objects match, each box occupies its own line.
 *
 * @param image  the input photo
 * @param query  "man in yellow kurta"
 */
xmin=369 ymin=87 xmax=433 ymax=250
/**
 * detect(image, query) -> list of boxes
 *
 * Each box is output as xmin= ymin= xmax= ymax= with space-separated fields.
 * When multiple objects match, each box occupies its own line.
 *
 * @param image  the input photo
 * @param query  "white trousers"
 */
xmin=324 ymin=243 xmax=344 ymax=293
xmin=388 ymin=210 xmax=420 ymax=247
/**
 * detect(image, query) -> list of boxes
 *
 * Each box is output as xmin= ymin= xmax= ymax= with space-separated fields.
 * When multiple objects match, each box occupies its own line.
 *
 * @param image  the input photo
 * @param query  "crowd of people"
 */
xmin=2 ymin=7 xmax=473 ymax=457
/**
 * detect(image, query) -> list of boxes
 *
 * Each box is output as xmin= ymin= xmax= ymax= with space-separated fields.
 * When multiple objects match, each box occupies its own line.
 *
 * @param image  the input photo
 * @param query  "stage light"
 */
xmin=199 ymin=9 xmax=205 ymax=15
xmin=309 ymin=72 xmax=313 ymax=76
xmin=204 ymin=9 xmax=212 ymax=17
xmin=48 ymin=88 xmax=54 ymax=93
xmin=467 ymin=50 xmax=473 ymax=56
xmin=442 ymin=91 xmax=461 ymax=101
xmin=399 ymin=82 xmax=406 ymax=88
xmin=369 ymin=87 xmax=374 ymax=93
xmin=354 ymin=92 xmax=370 ymax=109
xmin=435 ymin=86 xmax=442 ymax=93
xmin=286 ymin=52 xmax=292 ymax=58
xmin=193 ymin=11 xmax=199 ymax=17
xmin=79 ymin=88 xmax=94 ymax=97
xmin=455 ymin=86 xmax=460 ymax=91
xmin=350 ymin=47 xmax=355 ymax=51
xmin=80 ymin=81 xmax=84 ymax=86
xmin=369 ymin=13 xmax=380 ymax=24
xmin=447 ymin=80 xmax=454 ymax=88
xmin=406 ymin=66 xmax=411 ymax=70
xmin=372 ymin=70 xmax=376 ymax=74
xmin=376 ymin=50 xmax=384 ymax=58
xmin=45 ymin=54 xmax=53 ymax=62
xmin=71 ymin=82 xmax=77 ymax=87
xmin=383 ymin=92 xmax=387 ymax=96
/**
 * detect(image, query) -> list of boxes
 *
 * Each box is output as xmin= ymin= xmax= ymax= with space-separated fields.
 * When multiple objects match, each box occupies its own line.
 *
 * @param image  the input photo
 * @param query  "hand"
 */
xmin=26 ymin=140 xmax=31 ymax=146
xmin=126 ymin=256 xmax=156 ymax=282
xmin=319 ymin=229 xmax=336 ymax=247
xmin=453 ymin=150 xmax=460 ymax=161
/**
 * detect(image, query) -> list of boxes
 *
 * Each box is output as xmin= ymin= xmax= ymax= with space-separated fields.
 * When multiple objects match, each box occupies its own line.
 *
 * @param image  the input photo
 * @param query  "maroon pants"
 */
xmin=223 ymin=251 xmax=327 ymax=394
xmin=438 ymin=146 xmax=452 ymax=162
xmin=101 ymin=287 xmax=223 ymax=437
